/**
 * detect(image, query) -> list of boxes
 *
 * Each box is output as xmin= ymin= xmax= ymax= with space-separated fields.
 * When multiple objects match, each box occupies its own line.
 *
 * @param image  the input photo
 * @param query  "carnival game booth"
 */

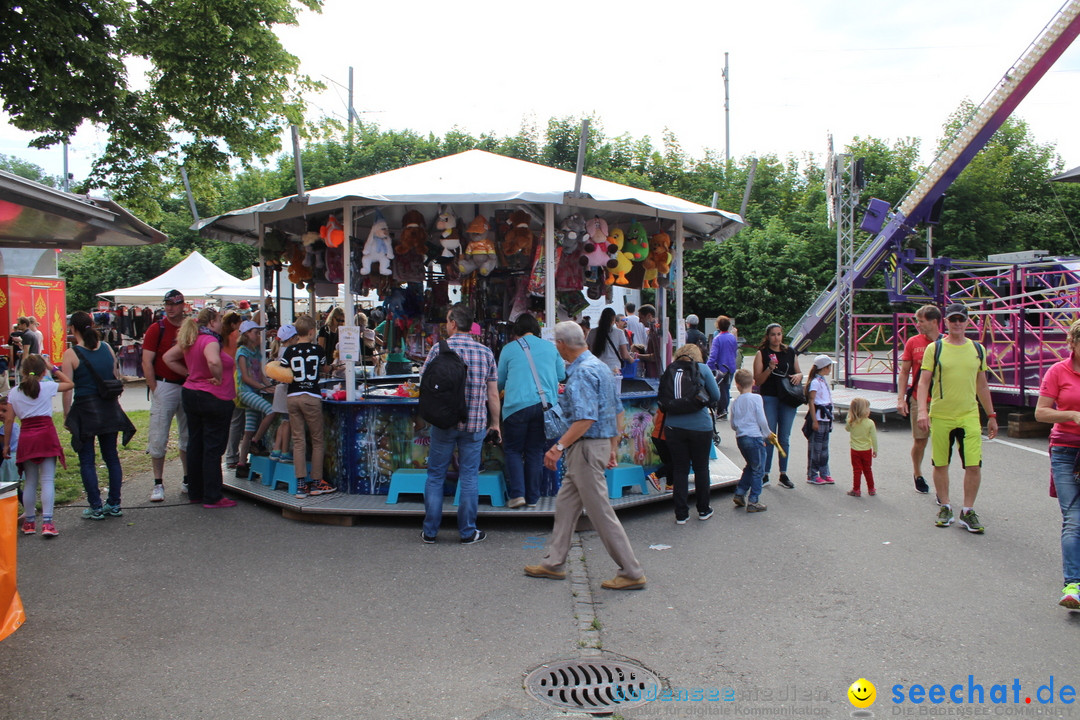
xmin=196 ymin=150 xmax=744 ymax=518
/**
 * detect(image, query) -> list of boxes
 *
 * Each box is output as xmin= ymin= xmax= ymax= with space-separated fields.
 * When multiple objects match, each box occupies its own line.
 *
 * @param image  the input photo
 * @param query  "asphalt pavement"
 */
xmin=1 ymin=388 xmax=1075 ymax=719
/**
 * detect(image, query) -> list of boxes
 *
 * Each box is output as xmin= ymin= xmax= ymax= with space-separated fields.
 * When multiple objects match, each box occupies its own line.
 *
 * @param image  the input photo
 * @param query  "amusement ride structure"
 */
xmin=790 ymin=0 xmax=1080 ymax=406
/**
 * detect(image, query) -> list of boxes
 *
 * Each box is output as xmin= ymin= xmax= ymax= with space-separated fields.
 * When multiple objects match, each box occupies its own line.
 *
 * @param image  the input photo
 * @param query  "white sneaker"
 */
xmin=180 ymin=483 xmax=188 ymax=495
xmin=150 ymin=484 xmax=165 ymax=502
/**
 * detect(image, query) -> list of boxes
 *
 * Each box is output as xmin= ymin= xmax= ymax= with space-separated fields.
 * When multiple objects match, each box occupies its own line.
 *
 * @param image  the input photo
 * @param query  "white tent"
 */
xmin=207 ymin=273 xmax=264 ymax=302
xmin=100 ymin=250 xmax=247 ymax=304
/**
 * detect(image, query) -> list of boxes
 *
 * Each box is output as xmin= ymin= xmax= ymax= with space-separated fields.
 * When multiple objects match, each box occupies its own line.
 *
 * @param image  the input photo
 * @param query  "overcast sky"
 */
xmin=1 ymin=0 xmax=1078 ymax=192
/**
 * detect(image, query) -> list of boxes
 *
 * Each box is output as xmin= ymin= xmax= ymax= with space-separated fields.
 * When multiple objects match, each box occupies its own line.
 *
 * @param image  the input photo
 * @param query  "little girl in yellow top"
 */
xmin=845 ymin=397 xmax=878 ymax=497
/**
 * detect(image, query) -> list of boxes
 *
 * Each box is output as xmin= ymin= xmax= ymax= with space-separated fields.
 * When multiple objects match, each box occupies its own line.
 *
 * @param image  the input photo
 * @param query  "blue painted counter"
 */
xmin=321 ymin=379 xmax=662 ymax=495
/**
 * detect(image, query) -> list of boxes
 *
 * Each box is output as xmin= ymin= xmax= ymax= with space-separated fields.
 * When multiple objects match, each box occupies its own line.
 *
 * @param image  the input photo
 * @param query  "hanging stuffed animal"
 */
xmin=361 ymin=211 xmax=394 ymax=276
xmin=645 ymin=230 xmax=673 ymax=286
xmin=325 ymin=244 xmax=344 ymax=283
xmin=555 ymin=214 xmax=587 ymax=253
xmin=580 ymin=217 xmax=618 ymax=270
xmin=605 ymin=229 xmax=633 ymax=286
xmin=320 ymin=215 xmax=345 ymax=248
xmin=502 ymin=209 xmax=534 ymax=257
xmin=624 ymin=220 xmax=650 ymax=262
xmin=287 ymin=242 xmax=312 ymax=289
xmin=396 ymin=210 xmax=428 ymax=257
xmin=435 ymin=206 xmax=462 ymax=259
xmin=459 ymin=215 xmax=498 ymax=277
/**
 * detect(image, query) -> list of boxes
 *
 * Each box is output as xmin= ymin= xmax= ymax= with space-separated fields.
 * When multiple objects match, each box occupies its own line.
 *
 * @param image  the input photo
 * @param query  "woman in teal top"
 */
xmin=497 ymin=313 xmax=566 ymax=507
xmin=61 ymin=311 xmax=136 ymax=520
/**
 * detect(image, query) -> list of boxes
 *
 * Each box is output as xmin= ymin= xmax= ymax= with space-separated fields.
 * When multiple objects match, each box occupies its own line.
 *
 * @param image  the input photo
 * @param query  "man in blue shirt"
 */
xmin=707 ymin=315 xmax=739 ymax=419
xmin=524 ymin=322 xmax=646 ymax=590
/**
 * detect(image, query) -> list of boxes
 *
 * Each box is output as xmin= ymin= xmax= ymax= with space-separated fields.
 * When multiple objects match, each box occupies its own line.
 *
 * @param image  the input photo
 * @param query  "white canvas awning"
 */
xmin=194 ymin=149 xmax=744 ymax=243
xmin=99 ymin=250 xmax=247 ymax=304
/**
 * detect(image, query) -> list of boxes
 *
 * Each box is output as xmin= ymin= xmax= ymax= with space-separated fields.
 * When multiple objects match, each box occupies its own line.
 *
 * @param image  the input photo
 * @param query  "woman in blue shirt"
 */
xmin=497 ymin=314 xmax=565 ymax=507
xmin=663 ymin=344 xmax=721 ymax=524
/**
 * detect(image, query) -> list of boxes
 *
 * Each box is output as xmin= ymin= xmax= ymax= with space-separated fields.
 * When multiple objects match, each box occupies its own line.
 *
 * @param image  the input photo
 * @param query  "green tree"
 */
xmin=0 ymin=0 xmax=323 ymax=218
xmin=0 ymin=153 xmax=60 ymax=187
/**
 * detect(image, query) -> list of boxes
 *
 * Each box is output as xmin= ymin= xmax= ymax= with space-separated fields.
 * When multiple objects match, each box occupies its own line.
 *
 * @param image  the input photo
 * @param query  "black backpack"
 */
xmin=658 ymin=359 xmax=710 ymax=415
xmin=418 ymin=340 xmax=469 ymax=429
xmin=929 ymin=338 xmax=985 ymax=399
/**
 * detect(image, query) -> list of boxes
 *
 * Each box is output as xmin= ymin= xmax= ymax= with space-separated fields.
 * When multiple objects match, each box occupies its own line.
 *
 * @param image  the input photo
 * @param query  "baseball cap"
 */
xmin=163 ymin=289 xmax=184 ymax=305
xmin=944 ymin=302 xmax=969 ymax=320
xmin=813 ymin=355 xmax=834 ymax=370
xmin=276 ymin=324 xmax=297 ymax=342
xmin=239 ymin=320 xmax=263 ymax=334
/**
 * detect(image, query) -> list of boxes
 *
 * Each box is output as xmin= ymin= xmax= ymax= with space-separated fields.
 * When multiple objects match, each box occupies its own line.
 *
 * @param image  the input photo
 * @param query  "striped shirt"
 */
xmin=421 ymin=333 xmax=498 ymax=433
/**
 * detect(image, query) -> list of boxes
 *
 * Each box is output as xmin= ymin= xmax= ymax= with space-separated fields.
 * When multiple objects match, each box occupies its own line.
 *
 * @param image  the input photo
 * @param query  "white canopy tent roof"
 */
xmin=99 ymin=250 xmax=247 ymax=305
xmin=207 ymin=272 xmax=264 ymax=302
xmin=194 ymin=149 xmax=744 ymax=243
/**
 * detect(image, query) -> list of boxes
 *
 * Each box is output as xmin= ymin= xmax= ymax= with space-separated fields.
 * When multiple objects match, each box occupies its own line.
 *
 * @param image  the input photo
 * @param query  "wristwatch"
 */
xmin=555 ymin=442 xmax=567 ymax=452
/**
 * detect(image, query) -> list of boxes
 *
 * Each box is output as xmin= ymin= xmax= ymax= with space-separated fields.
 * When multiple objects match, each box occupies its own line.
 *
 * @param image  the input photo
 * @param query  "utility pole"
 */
xmin=723 ymin=52 xmax=730 ymax=169
xmin=347 ymin=66 xmax=356 ymax=131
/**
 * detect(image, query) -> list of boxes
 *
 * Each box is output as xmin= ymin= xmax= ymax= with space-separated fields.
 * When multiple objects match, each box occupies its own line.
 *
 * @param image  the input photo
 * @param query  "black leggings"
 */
xmin=665 ymin=426 xmax=713 ymax=520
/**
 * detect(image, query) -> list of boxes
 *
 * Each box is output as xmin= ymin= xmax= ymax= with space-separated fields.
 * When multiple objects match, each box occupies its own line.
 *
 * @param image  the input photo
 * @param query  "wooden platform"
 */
xmin=223 ymin=451 xmax=743 ymax=520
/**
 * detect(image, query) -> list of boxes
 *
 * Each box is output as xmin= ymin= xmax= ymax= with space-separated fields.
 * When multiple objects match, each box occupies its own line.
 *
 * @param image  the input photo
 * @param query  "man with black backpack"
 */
xmin=916 ymin=303 xmax=998 ymax=534
xmin=418 ymin=304 xmax=500 ymax=545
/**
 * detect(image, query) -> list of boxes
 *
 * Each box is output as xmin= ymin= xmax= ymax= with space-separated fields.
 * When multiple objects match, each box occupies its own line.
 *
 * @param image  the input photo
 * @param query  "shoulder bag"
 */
xmin=518 ymin=338 xmax=566 ymax=440
xmin=75 ymin=346 xmax=124 ymax=401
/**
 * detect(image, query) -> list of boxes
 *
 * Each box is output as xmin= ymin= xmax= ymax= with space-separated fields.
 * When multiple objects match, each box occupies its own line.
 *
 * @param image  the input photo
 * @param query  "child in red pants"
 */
xmin=845 ymin=397 xmax=878 ymax=496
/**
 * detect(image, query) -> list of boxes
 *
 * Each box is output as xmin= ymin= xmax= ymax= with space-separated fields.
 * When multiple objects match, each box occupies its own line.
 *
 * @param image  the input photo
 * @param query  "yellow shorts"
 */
xmin=930 ymin=413 xmax=983 ymax=468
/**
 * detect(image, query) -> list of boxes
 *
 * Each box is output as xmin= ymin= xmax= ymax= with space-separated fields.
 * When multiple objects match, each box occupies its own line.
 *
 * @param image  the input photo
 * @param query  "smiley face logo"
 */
xmin=848 ymin=678 xmax=876 ymax=708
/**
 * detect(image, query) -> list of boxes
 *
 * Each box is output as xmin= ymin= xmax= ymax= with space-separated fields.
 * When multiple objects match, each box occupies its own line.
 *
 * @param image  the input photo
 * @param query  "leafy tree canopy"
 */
xmin=0 ymin=0 xmax=323 ymax=220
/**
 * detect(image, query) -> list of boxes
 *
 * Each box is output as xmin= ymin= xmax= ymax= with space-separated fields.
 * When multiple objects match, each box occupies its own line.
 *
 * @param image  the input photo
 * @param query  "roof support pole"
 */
xmin=673 ymin=216 xmax=685 ymax=369
xmin=544 ymin=203 xmax=556 ymax=335
xmin=343 ymin=202 xmax=356 ymax=401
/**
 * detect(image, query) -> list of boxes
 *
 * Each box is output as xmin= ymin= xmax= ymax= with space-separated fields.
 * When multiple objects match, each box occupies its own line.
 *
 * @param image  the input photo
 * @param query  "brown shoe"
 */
xmin=732 ymin=494 xmax=746 ymax=507
xmin=507 ymin=496 xmax=526 ymax=508
xmin=524 ymin=564 xmax=566 ymax=580
xmin=601 ymin=575 xmax=647 ymax=591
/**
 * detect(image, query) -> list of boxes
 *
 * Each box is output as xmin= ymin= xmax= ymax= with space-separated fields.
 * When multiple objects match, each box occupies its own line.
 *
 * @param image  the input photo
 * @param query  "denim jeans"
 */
xmin=761 ymin=395 xmax=796 ymax=476
xmin=501 ymin=403 xmax=545 ymax=504
xmin=1051 ymin=446 xmax=1080 ymax=585
xmin=423 ymin=426 xmax=485 ymax=539
xmin=78 ymin=432 xmax=123 ymax=509
xmin=735 ymin=435 xmax=766 ymax=503
xmin=807 ymin=421 xmax=832 ymax=480
xmin=182 ymin=388 xmax=235 ymax=504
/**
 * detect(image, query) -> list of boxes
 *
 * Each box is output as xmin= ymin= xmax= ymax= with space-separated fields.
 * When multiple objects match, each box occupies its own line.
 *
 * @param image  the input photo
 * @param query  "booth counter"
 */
xmin=321 ymin=378 xmax=662 ymax=496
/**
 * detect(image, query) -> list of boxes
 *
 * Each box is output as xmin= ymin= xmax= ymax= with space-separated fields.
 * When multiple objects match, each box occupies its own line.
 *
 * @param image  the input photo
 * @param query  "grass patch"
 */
xmin=47 ymin=409 xmax=180 ymax=505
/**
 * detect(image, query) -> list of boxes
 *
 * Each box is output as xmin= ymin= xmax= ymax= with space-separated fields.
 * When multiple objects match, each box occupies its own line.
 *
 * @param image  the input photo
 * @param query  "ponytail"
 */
xmin=19 ymin=354 xmax=45 ymax=400
xmin=69 ymin=311 xmax=99 ymax=350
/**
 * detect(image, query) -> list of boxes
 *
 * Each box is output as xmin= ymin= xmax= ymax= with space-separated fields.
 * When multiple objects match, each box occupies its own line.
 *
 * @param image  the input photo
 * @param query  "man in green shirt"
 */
xmin=916 ymin=303 xmax=998 ymax=533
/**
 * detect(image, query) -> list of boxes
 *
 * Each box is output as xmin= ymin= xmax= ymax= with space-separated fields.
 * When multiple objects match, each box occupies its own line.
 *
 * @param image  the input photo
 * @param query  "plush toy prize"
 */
xmin=459 ymin=215 xmax=498 ymax=276
xmin=361 ymin=211 xmax=394 ymax=276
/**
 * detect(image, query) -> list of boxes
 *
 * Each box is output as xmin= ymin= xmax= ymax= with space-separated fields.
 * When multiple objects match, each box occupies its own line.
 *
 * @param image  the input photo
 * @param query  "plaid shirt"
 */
xmin=421 ymin=333 xmax=497 ymax=433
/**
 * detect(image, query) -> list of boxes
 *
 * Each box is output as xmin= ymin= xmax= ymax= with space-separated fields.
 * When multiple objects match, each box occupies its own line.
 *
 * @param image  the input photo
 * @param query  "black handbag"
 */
xmin=778 ymin=376 xmax=806 ymax=408
xmin=75 ymin=346 xmax=124 ymax=401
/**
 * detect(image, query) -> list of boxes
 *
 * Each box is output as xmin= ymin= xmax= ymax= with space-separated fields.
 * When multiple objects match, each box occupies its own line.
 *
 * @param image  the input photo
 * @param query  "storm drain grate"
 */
xmin=524 ymin=659 xmax=661 ymax=713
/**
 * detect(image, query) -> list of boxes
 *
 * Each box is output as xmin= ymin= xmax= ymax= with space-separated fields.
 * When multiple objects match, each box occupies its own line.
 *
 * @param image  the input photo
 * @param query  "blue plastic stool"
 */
xmin=710 ymin=443 xmax=718 ymax=460
xmin=454 ymin=470 xmax=507 ymax=507
xmin=387 ymin=469 xmax=428 ymax=504
xmin=249 ymin=456 xmax=277 ymax=487
xmin=606 ymin=463 xmax=649 ymax=499
xmin=268 ymin=461 xmax=310 ymax=496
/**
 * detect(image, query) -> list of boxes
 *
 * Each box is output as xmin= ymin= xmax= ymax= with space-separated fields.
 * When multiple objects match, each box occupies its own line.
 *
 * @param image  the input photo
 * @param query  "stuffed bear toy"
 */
xmin=435 ymin=206 xmax=462 ymax=259
xmin=361 ymin=211 xmax=394 ymax=276
xmin=605 ymin=229 xmax=634 ymax=286
xmin=396 ymin=210 xmax=428 ymax=257
xmin=287 ymin=241 xmax=312 ymax=289
xmin=501 ymin=209 xmax=534 ymax=257
xmin=624 ymin=220 xmax=650 ymax=262
xmin=646 ymin=230 xmax=673 ymax=277
xmin=459 ymin=215 xmax=498 ymax=277
xmin=555 ymin=213 xmax=587 ymax=252
xmin=580 ymin=217 xmax=618 ymax=269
